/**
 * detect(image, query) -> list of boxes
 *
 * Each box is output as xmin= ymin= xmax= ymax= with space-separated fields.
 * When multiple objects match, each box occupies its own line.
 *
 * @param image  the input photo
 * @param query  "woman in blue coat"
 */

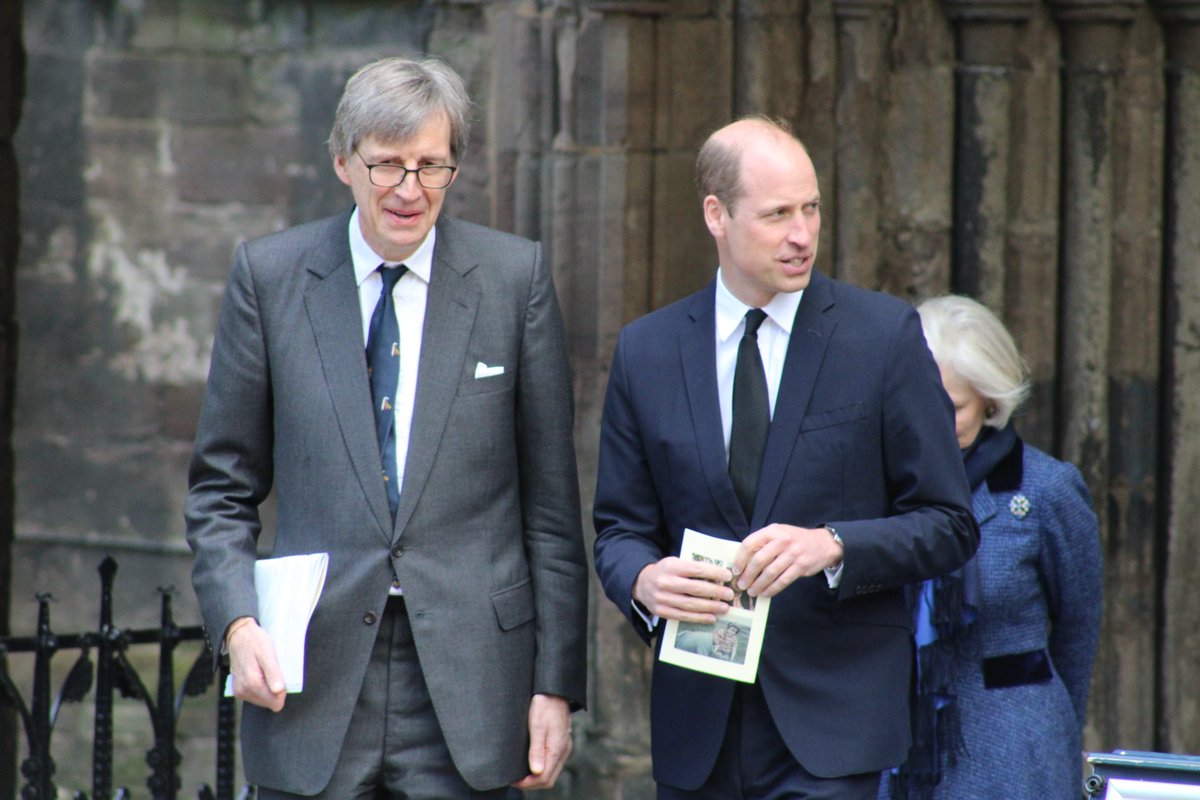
xmin=883 ymin=294 xmax=1103 ymax=799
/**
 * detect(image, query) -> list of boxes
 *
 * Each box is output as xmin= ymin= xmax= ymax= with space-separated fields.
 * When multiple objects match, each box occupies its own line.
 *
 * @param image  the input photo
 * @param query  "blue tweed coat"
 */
xmin=916 ymin=436 xmax=1103 ymax=798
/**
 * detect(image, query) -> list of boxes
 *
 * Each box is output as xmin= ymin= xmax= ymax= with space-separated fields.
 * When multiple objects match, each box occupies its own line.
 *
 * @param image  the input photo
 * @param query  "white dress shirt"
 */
xmin=348 ymin=209 xmax=434 ymax=498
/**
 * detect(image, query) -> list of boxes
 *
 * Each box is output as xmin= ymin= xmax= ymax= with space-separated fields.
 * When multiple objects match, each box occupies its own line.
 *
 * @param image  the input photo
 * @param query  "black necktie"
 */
xmin=729 ymin=308 xmax=770 ymax=521
xmin=367 ymin=264 xmax=407 ymax=519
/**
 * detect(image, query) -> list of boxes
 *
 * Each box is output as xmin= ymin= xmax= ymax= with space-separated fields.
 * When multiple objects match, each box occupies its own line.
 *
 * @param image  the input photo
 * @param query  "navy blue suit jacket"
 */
xmin=593 ymin=271 xmax=979 ymax=788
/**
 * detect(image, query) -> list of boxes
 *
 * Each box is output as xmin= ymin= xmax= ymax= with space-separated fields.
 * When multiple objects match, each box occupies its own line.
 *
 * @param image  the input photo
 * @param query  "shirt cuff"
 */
xmin=824 ymin=562 xmax=844 ymax=589
xmin=631 ymin=596 xmax=660 ymax=632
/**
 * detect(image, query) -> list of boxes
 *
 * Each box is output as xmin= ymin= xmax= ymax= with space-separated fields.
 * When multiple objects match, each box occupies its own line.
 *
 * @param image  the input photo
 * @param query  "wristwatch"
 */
xmin=824 ymin=524 xmax=844 ymax=569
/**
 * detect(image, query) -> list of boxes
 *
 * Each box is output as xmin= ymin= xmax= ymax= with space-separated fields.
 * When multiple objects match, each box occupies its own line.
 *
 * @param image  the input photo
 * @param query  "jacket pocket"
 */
xmin=828 ymin=589 xmax=909 ymax=629
xmin=458 ymin=367 xmax=517 ymax=397
xmin=800 ymin=401 xmax=866 ymax=433
xmin=492 ymin=578 xmax=536 ymax=631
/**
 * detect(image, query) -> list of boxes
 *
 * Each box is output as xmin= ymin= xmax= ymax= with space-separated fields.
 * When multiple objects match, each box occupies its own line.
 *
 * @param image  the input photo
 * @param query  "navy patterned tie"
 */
xmin=729 ymin=308 xmax=770 ymax=521
xmin=367 ymin=264 xmax=407 ymax=519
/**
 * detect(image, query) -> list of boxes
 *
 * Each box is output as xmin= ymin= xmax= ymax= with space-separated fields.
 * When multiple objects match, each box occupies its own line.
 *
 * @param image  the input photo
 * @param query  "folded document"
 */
xmin=224 ymin=552 xmax=329 ymax=696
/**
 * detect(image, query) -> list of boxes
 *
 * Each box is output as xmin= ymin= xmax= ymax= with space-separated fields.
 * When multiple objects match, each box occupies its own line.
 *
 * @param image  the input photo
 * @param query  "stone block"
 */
xmin=733 ymin=0 xmax=805 ymax=118
xmin=89 ymin=52 xmax=249 ymax=125
xmin=22 ymin=0 xmax=96 ymax=53
xmin=174 ymin=0 xmax=241 ymax=50
xmin=619 ymin=16 xmax=659 ymax=151
xmin=174 ymin=125 xmax=302 ymax=205
xmin=656 ymin=17 xmax=733 ymax=149
xmin=309 ymin=1 xmax=434 ymax=49
xmin=16 ymin=52 xmax=88 ymax=208
xmin=651 ymin=150 xmax=716 ymax=308
xmin=621 ymin=151 xmax=655 ymax=325
xmin=234 ymin=2 xmax=310 ymax=53
xmin=81 ymin=122 xmax=174 ymax=210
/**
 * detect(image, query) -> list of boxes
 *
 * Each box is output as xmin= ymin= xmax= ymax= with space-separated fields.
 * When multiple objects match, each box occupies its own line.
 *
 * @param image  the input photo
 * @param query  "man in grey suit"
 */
xmin=186 ymin=57 xmax=587 ymax=799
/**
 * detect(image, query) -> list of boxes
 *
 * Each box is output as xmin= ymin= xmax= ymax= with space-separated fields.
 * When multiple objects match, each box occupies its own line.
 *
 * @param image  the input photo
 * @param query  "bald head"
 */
xmin=696 ymin=117 xmax=809 ymax=216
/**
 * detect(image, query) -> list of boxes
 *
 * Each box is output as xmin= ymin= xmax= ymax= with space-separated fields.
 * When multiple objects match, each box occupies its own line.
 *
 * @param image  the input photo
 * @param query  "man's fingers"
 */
xmin=637 ymin=558 xmax=734 ymax=620
xmin=514 ymin=695 xmax=572 ymax=790
xmin=736 ymin=536 xmax=781 ymax=590
xmin=229 ymin=624 xmax=287 ymax=712
xmin=737 ymin=525 xmax=834 ymax=596
xmin=662 ymin=556 xmax=731 ymax=584
xmin=260 ymin=653 xmax=287 ymax=695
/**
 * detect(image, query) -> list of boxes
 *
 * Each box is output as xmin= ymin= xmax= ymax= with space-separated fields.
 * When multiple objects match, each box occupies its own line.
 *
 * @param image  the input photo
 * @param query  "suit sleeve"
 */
xmin=1041 ymin=460 xmax=1103 ymax=729
xmin=185 ymin=242 xmax=272 ymax=655
xmin=592 ymin=330 xmax=673 ymax=644
xmin=830 ymin=306 xmax=980 ymax=597
xmin=516 ymin=243 xmax=589 ymax=707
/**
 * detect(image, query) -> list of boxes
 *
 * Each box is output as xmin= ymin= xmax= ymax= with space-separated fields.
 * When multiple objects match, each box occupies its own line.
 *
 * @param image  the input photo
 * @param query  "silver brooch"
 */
xmin=1009 ymin=494 xmax=1030 ymax=519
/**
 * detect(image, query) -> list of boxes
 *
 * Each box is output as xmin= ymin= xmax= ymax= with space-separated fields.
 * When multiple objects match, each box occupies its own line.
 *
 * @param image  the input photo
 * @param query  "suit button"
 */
xmin=391 ymin=544 xmax=403 ymax=558
xmin=363 ymin=611 xmax=378 ymax=625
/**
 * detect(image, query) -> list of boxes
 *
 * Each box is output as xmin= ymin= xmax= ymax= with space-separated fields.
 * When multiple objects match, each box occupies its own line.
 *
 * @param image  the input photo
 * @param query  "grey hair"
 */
xmin=917 ymin=294 xmax=1031 ymax=429
xmin=695 ymin=115 xmax=800 ymax=216
xmin=327 ymin=57 xmax=472 ymax=163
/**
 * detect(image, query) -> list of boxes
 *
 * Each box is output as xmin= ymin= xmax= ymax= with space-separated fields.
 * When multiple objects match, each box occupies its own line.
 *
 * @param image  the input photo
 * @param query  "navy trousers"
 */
xmin=657 ymin=681 xmax=882 ymax=800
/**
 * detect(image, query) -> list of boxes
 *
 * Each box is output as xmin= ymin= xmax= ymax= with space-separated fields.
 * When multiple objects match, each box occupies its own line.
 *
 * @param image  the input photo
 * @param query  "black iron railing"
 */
xmin=0 ymin=556 xmax=248 ymax=799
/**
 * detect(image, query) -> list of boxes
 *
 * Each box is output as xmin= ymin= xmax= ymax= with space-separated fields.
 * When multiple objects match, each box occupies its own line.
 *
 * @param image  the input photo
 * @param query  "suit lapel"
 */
xmin=754 ymin=273 xmax=837 ymax=528
xmin=303 ymin=215 xmax=394 ymax=540
xmin=680 ymin=284 xmax=749 ymax=535
xmin=393 ymin=220 xmax=481 ymax=540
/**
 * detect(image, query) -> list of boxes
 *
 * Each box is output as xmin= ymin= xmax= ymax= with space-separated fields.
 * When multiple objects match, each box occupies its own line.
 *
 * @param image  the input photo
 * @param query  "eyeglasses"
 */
xmin=354 ymin=149 xmax=458 ymax=189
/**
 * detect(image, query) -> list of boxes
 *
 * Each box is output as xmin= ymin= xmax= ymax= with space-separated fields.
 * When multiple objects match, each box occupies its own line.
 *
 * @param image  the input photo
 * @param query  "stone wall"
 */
xmin=7 ymin=0 xmax=1200 ymax=795
xmin=0 ymin=3 xmax=22 ymax=796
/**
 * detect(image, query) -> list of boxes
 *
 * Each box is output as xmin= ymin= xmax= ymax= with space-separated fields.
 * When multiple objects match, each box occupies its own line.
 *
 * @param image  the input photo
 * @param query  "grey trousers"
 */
xmin=257 ymin=596 xmax=512 ymax=800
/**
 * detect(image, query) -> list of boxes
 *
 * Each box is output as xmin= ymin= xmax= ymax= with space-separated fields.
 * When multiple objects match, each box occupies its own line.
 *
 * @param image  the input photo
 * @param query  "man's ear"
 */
xmin=702 ymin=194 xmax=726 ymax=238
xmin=333 ymin=153 xmax=352 ymax=187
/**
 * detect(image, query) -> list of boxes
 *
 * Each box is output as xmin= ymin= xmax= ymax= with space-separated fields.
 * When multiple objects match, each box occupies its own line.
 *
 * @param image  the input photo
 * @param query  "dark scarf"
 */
xmin=889 ymin=424 xmax=1018 ymax=799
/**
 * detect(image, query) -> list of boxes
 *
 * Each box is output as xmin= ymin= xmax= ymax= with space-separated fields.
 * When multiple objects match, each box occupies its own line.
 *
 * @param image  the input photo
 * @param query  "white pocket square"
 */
xmin=474 ymin=362 xmax=505 ymax=379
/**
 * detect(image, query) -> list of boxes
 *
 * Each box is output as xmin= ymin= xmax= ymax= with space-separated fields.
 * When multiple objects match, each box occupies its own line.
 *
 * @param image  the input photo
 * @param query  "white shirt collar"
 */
xmin=714 ymin=269 xmax=802 ymax=342
xmin=348 ymin=207 xmax=437 ymax=287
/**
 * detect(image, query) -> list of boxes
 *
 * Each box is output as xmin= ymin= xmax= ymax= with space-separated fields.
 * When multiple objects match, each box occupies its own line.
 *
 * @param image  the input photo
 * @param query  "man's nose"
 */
xmin=393 ymin=170 xmax=422 ymax=198
xmin=788 ymin=217 xmax=812 ymax=247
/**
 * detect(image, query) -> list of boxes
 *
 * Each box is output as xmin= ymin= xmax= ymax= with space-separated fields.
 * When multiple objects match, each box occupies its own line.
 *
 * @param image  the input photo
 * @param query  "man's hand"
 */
xmin=633 ymin=557 xmax=734 ymax=623
xmin=512 ymin=694 xmax=572 ymax=790
xmin=226 ymin=617 xmax=287 ymax=712
xmin=732 ymin=524 xmax=843 ymax=598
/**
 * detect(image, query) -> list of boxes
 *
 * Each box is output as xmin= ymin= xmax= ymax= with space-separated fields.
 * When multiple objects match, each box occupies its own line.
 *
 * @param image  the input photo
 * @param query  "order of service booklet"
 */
xmin=223 ymin=552 xmax=329 ymax=696
xmin=660 ymin=528 xmax=771 ymax=683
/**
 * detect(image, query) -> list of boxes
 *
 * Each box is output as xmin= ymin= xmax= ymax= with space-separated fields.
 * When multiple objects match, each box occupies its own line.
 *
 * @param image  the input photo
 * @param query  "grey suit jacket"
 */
xmin=186 ymin=211 xmax=587 ymax=793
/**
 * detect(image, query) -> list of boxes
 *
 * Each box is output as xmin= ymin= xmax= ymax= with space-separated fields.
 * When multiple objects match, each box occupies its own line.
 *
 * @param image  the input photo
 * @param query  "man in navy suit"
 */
xmin=592 ymin=117 xmax=979 ymax=799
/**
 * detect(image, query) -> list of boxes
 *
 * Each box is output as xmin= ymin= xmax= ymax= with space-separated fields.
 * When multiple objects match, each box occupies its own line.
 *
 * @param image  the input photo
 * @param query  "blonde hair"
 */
xmin=917 ymin=295 xmax=1030 ymax=428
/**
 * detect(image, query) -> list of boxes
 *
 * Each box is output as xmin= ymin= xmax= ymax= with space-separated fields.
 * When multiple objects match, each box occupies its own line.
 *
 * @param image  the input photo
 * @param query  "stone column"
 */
xmin=1049 ymin=0 xmax=1134 ymax=486
xmin=558 ymin=2 xmax=665 ymax=797
xmin=1049 ymin=0 xmax=1145 ymax=749
xmin=0 ymin=1 xmax=21 ymax=793
xmin=831 ymin=0 xmax=895 ymax=289
xmin=941 ymin=0 xmax=1034 ymax=310
xmin=1154 ymin=0 xmax=1200 ymax=757
xmin=877 ymin=0 xmax=955 ymax=300
xmin=941 ymin=0 xmax=1064 ymax=451
xmin=733 ymin=0 xmax=806 ymax=120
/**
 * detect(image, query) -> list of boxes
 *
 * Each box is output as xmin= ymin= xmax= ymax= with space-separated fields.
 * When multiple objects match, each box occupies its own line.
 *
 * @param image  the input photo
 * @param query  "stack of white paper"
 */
xmin=224 ymin=552 xmax=329 ymax=696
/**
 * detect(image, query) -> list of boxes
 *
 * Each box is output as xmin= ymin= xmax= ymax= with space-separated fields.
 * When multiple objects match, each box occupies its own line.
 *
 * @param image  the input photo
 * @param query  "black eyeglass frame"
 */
xmin=353 ymin=148 xmax=458 ymax=189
